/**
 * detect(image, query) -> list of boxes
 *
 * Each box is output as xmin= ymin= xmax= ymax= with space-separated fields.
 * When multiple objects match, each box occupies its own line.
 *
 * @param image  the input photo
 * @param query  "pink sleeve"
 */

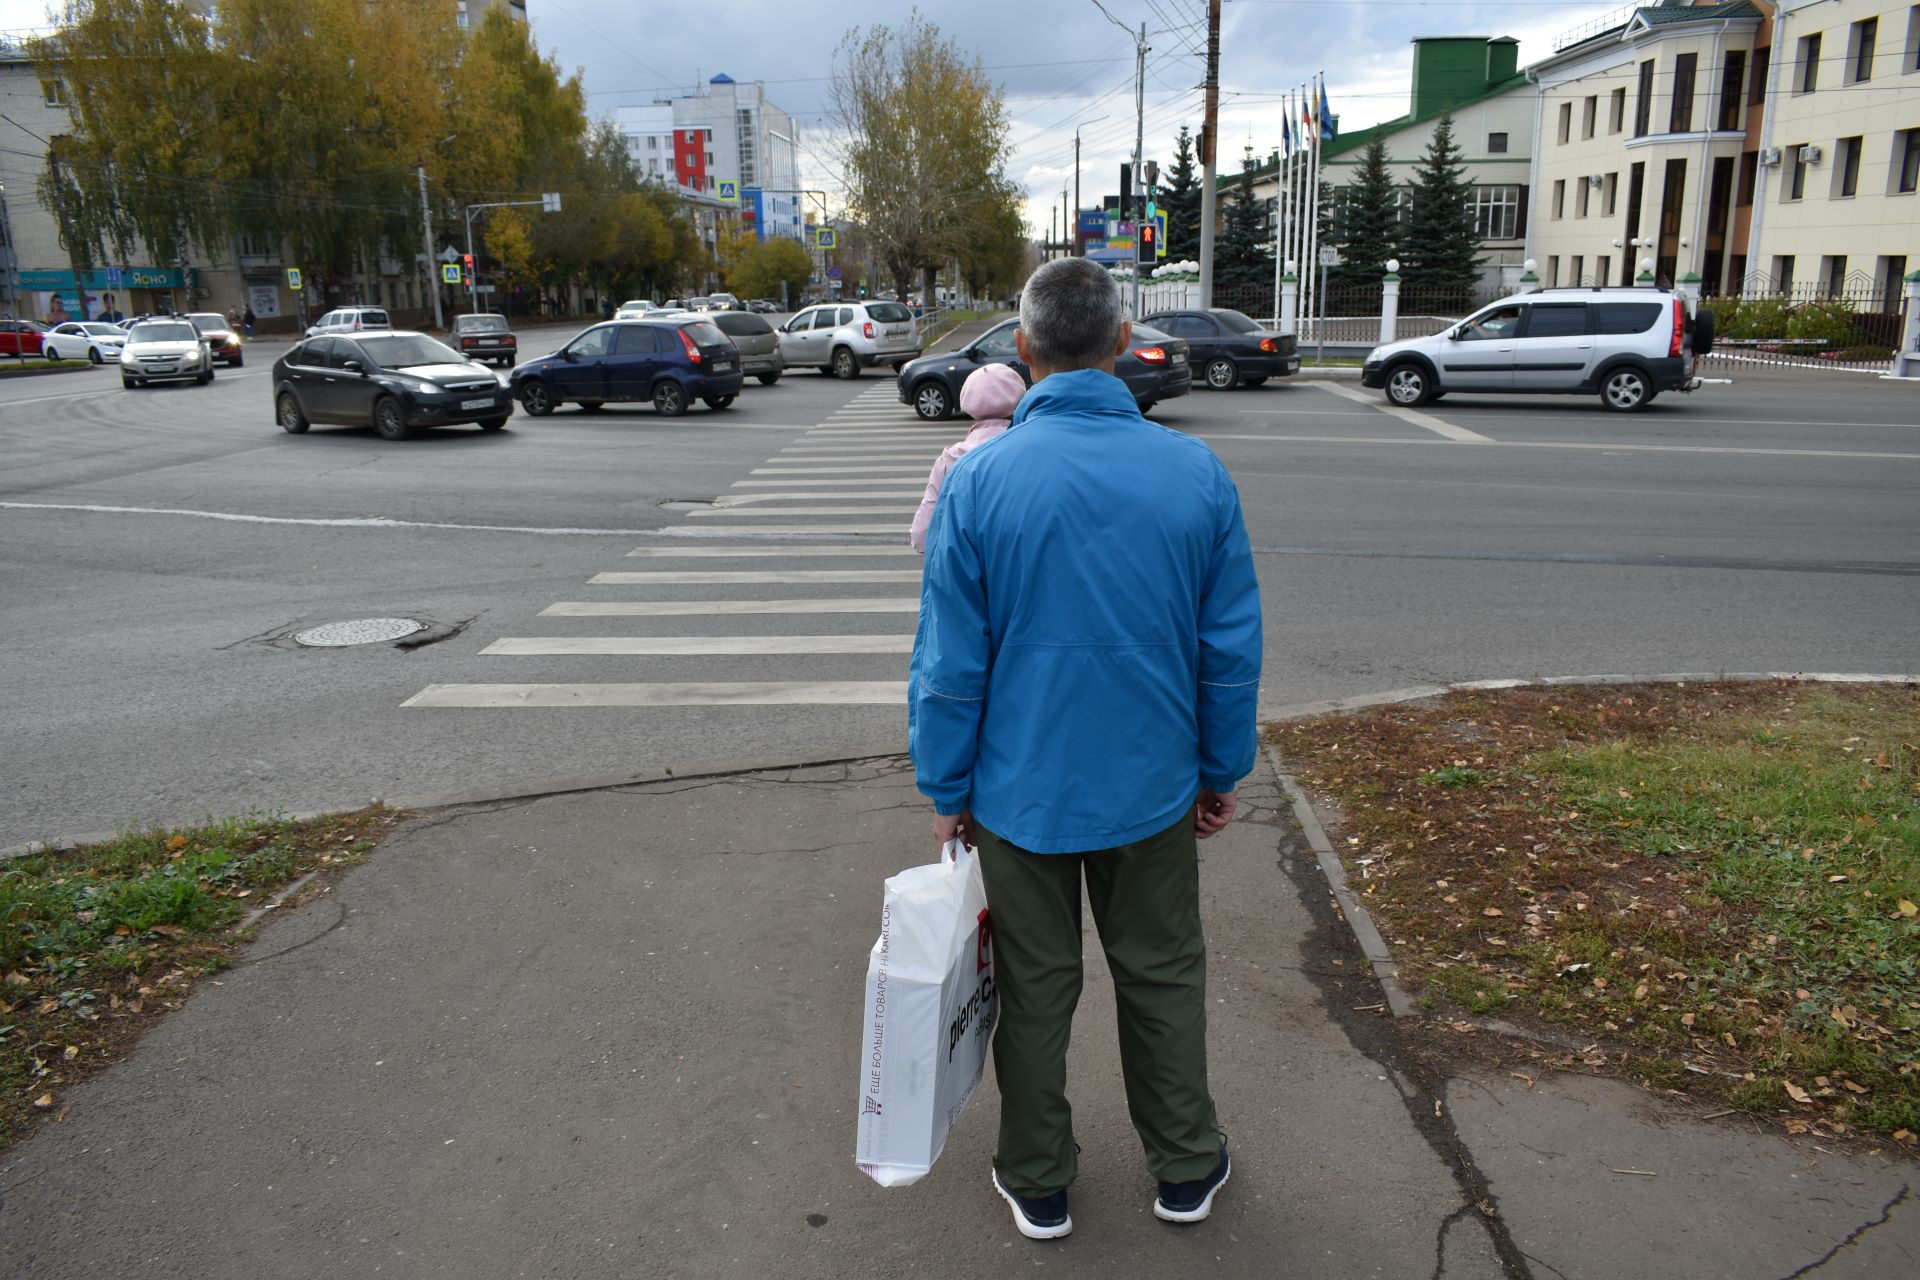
xmin=909 ymin=448 xmax=960 ymax=552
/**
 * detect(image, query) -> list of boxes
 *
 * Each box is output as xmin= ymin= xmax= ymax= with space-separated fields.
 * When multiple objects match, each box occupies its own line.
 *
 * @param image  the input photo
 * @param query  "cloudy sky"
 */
xmin=3 ymin=0 xmax=1618 ymax=234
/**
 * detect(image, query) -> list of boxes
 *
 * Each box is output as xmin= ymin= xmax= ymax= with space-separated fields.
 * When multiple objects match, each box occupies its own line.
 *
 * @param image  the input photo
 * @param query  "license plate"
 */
xmin=461 ymin=398 xmax=495 ymax=410
xmin=712 ymin=361 xmax=733 ymax=372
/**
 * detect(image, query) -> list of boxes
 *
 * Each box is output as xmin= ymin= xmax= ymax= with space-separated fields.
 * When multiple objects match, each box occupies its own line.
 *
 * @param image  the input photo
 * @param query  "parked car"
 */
xmin=183 ymin=312 xmax=245 ymax=366
xmin=707 ymin=310 xmax=784 ymax=385
xmin=748 ymin=298 xmax=782 ymax=314
xmin=614 ymin=299 xmax=659 ymax=320
xmin=44 ymin=321 xmax=127 ymax=364
xmin=119 ymin=318 xmax=214 ymax=388
xmin=705 ymin=292 xmax=743 ymax=312
xmin=0 ymin=318 xmax=46 ymax=357
xmin=1360 ymin=287 xmax=1714 ymax=413
xmin=304 ymin=306 xmax=392 ymax=339
xmin=776 ymin=300 xmax=922 ymax=379
xmin=272 ymin=330 xmax=511 ymax=440
xmin=1140 ymin=307 xmax=1298 ymax=389
xmin=896 ymin=318 xmax=1190 ymax=420
xmin=509 ymin=317 xmax=744 ymax=418
xmin=449 ymin=312 xmax=518 ymax=367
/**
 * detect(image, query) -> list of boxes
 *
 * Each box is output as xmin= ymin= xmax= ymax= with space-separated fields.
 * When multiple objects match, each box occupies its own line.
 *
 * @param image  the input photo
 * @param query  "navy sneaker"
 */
xmin=992 ymin=1168 xmax=1073 ymax=1240
xmin=1153 ymin=1143 xmax=1230 ymax=1224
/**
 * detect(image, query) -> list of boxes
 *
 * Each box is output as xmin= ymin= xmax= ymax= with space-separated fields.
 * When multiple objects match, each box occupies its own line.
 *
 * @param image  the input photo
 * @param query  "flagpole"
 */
xmin=1285 ymin=90 xmax=1300 ymax=318
xmin=1271 ymin=99 xmax=1287 ymax=325
xmin=1307 ymin=74 xmax=1324 ymax=348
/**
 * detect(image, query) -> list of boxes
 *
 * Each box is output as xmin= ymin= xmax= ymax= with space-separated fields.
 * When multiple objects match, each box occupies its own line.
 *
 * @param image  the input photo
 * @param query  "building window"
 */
xmin=1896 ymin=128 xmax=1920 ymax=193
xmin=1609 ymin=86 xmax=1626 ymax=134
xmin=1822 ymin=255 xmax=1847 ymax=296
xmin=1547 ymin=255 xmax=1559 ymax=287
xmin=1472 ymin=185 xmax=1521 ymax=238
xmin=42 ymin=77 xmax=66 ymax=106
xmin=1797 ymin=32 xmax=1822 ymax=93
xmin=1881 ymin=256 xmax=1909 ymax=310
xmin=1598 ymin=257 xmax=1612 ymax=286
xmin=1737 ymin=151 xmax=1757 ymax=206
xmin=648 ymin=136 xmax=659 ymax=149
xmin=1577 ymin=175 xmax=1591 ymax=218
xmin=1771 ymin=254 xmax=1795 ymax=289
xmin=1604 ymin=170 xmax=1619 ymax=216
xmin=1487 ymin=131 xmax=1508 ymax=154
xmin=1848 ymin=16 xmax=1878 ymax=83
xmin=1558 ymin=101 xmax=1572 ymax=144
xmin=1552 ymin=178 xmax=1566 ymax=220
xmin=237 ymin=232 xmax=275 ymax=259
xmin=1908 ymin=7 xmax=1920 ymax=73
xmin=1835 ymin=135 xmax=1863 ymax=197
xmin=1750 ymin=46 xmax=1771 ymax=106
xmin=1718 ymin=49 xmax=1746 ymax=130
xmin=1670 ymin=53 xmax=1698 ymax=132
xmin=1571 ymin=255 xmax=1585 ymax=285
xmin=1633 ymin=59 xmax=1655 ymax=136
xmin=1582 ymin=94 xmax=1597 ymax=139
xmin=1786 ymin=145 xmax=1810 ymax=200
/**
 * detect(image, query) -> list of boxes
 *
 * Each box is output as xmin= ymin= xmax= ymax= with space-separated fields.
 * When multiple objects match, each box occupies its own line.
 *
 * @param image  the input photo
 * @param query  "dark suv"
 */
xmin=1140 ymin=307 xmax=1297 ymax=389
xmin=509 ymin=318 xmax=744 ymax=417
xmin=895 ymin=317 xmax=1190 ymax=420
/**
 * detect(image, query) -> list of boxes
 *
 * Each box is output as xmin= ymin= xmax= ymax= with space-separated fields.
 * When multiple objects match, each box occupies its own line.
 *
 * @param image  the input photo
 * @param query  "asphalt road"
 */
xmin=4 ymin=332 xmax=1918 ymax=842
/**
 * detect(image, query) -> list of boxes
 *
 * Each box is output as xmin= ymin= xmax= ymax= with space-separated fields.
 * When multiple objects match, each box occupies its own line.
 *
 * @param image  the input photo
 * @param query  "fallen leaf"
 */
xmin=1680 ymin=1012 xmax=1695 ymax=1027
xmin=1897 ymin=899 xmax=1917 ymax=918
xmin=32 ymin=1093 xmax=54 ymax=1109
xmin=1783 ymin=1081 xmax=1813 ymax=1105
xmin=166 ymin=834 xmax=188 ymax=851
xmin=62 ymin=1045 xmax=78 ymax=1061
xmin=1634 ymin=983 xmax=1649 ymax=999
xmin=1482 ymin=907 xmax=1504 ymax=918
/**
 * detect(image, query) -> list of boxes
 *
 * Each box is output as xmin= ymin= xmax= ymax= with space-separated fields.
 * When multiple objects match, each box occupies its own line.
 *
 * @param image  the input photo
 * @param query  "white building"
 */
xmin=614 ymin=74 xmax=806 ymax=244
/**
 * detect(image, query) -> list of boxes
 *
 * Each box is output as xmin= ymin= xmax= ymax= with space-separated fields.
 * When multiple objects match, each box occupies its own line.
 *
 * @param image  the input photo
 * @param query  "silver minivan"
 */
xmin=775 ymin=301 xmax=922 ymax=379
xmin=708 ymin=310 xmax=785 ymax=385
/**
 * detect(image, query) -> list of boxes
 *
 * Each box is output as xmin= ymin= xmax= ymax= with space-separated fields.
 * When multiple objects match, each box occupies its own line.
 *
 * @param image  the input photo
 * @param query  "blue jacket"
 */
xmin=908 ymin=368 xmax=1263 ymax=854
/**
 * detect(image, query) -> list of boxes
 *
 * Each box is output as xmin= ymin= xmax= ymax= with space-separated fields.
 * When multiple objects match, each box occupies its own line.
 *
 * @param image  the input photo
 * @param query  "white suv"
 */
xmin=305 ymin=307 xmax=393 ymax=339
xmin=775 ymin=301 xmax=923 ymax=378
xmin=1362 ymin=287 xmax=1715 ymax=412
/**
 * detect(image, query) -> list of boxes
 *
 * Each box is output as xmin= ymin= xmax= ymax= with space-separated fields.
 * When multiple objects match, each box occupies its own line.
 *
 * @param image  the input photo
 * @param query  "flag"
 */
xmin=1282 ymin=108 xmax=1292 ymax=156
xmin=1319 ymin=79 xmax=1335 ymax=141
xmin=1301 ymin=93 xmax=1315 ymax=145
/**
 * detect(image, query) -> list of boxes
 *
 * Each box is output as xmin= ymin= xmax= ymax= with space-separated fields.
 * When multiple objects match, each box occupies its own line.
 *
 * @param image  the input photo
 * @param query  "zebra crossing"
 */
xmin=403 ymin=382 xmax=955 ymax=711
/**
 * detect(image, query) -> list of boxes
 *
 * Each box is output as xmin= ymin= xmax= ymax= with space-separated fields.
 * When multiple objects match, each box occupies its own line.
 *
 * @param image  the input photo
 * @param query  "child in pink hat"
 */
xmin=909 ymin=362 xmax=1027 ymax=552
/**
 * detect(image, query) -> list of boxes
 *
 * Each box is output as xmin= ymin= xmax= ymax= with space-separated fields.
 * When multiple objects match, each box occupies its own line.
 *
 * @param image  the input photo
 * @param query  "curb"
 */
xmin=0 ymin=362 xmax=96 ymax=379
xmin=1261 ymin=670 xmax=1920 ymax=1021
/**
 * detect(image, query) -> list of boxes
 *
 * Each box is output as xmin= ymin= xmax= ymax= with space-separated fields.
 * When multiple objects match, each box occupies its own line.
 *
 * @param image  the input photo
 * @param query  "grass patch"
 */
xmin=1273 ymin=681 xmax=1920 ymax=1144
xmin=0 ymin=358 xmax=93 ymax=376
xmin=0 ymin=807 xmax=400 ymax=1151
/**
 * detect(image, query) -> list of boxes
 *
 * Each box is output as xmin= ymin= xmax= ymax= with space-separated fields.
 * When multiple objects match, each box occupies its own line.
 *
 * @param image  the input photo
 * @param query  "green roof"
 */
xmin=1634 ymin=1 xmax=1759 ymax=27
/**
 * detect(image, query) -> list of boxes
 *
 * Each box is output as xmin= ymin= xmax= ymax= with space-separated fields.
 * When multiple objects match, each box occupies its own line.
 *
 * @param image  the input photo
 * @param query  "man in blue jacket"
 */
xmin=909 ymin=257 xmax=1263 ymax=1240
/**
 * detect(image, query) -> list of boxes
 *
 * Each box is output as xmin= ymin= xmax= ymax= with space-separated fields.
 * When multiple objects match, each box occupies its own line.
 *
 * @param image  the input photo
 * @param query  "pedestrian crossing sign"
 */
xmin=816 ymin=227 xmax=836 ymax=250
xmin=441 ymin=263 xmax=462 ymax=284
xmin=285 ymin=268 xmax=302 ymax=290
xmin=717 ymin=180 xmax=738 ymax=204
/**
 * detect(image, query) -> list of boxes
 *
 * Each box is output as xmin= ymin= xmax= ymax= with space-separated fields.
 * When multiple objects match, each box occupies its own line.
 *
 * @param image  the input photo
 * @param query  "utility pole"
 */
xmin=1130 ymin=20 xmax=1148 ymax=318
xmin=417 ymin=163 xmax=442 ymax=331
xmin=1061 ymin=188 xmax=1069 ymax=259
xmin=1073 ymin=133 xmax=1081 ymax=255
xmin=1199 ymin=0 xmax=1221 ymax=308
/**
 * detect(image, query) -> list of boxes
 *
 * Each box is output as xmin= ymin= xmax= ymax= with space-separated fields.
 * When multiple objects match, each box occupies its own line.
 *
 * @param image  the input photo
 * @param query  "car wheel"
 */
xmin=89 ymin=347 xmax=103 ymax=364
xmin=704 ymin=394 xmax=736 ymax=410
xmin=122 ymin=375 xmax=139 ymax=389
xmin=756 ymin=372 xmax=780 ymax=386
xmin=43 ymin=344 xmax=60 ymax=361
xmin=1601 ymin=366 xmax=1652 ymax=412
xmin=198 ymin=364 xmax=214 ymax=385
xmin=577 ymin=400 xmax=605 ymax=413
xmin=1139 ymin=400 xmax=1158 ymax=414
xmin=232 ymin=354 xmax=243 ymax=367
xmin=477 ymin=416 xmax=507 ymax=431
xmin=1205 ymin=357 xmax=1240 ymax=390
xmin=374 ymin=396 xmax=414 ymax=440
xmin=652 ymin=380 xmax=687 ymax=417
xmin=518 ymin=379 xmax=555 ymax=416
xmin=277 ymin=393 xmax=310 ymax=434
xmin=912 ymin=380 xmax=952 ymax=421
xmin=1385 ymin=361 xmax=1433 ymax=406
xmin=831 ymin=346 xmax=859 ymax=379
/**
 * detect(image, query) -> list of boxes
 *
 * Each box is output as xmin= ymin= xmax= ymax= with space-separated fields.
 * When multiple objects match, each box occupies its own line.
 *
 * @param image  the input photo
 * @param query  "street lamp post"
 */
xmin=0 ymin=181 xmax=16 ymax=317
xmin=462 ymin=193 xmax=562 ymax=315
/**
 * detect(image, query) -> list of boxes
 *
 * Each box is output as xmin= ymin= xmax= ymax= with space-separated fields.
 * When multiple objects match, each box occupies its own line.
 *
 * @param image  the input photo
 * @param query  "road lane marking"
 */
xmin=482 ymin=634 xmax=915 ymax=656
xmin=749 ymin=466 xmax=928 ymax=475
xmin=778 ymin=445 xmax=940 ymax=453
xmin=713 ymin=492 xmax=922 ymax=504
xmin=1316 ymin=381 xmax=1494 ymax=442
xmin=624 ymin=545 xmax=919 ymax=557
xmin=0 ymin=501 xmax=664 ymax=535
xmin=658 ymin=524 xmax=906 ymax=535
xmin=1180 ymin=435 xmax=1920 ymax=461
xmin=732 ymin=477 xmax=927 ymax=487
xmin=686 ymin=505 xmax=920 ymax=516
xmin=541 ymin=598 xmax=919 ymax=616
xmin=402 ymin=681 xmax=909 ymax=708
xmin=592 ymin=569 xmax=920 ymax=583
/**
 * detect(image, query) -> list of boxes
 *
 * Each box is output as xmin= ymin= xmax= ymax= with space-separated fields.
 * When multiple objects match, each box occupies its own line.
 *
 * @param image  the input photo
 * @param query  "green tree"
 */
xmin=956 ymin=193 xmax=1027 ymax=302
xmin=728 ymin=236 xmax=815 ymax=304
xmin=1401 ymin=113 xmax=1481 ymax=299
xmin=830 ymin=11 xmax=1013 ymax=303
xmin=1162 ymin=125 xmax=1201 ymax=260
xmin=1326 ymin=133 xmax=1400 ymax=286
xmin=1214 ymin=153 xmax=1272 ymax=286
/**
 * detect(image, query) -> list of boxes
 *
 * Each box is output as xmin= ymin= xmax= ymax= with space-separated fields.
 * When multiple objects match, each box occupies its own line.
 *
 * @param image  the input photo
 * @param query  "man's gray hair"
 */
xmin=1019 ymin=258 xmax=1127 ymax=370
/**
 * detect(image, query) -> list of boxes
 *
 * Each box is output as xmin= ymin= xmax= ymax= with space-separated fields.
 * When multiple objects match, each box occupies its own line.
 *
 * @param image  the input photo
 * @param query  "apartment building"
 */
xmin=1526 ymin=0 xmax=1917 ymax=301
xmin=615 ymin=75 xmax=807 ymax=244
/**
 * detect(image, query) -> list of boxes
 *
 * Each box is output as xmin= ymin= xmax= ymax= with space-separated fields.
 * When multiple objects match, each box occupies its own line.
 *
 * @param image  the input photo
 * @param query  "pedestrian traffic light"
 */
xmin=1136 ymin=220 xmax=1157 ymax=264
xmin=462 ymin=253 xmax=474 ymax=275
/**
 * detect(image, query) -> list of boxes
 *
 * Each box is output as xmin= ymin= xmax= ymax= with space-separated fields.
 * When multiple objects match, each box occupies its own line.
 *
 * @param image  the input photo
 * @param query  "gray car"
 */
xmin=708 ymin=310 xmax=784 ymax=384
xmin=775 ymin=300 xmax=922 ymax=379
xmin=119 ymin=319 xmax=214 ymax=388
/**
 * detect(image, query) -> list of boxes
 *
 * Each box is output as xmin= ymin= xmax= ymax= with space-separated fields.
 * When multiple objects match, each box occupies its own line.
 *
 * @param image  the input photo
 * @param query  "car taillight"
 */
xmin=676 ymin=328 xmax=702 ymax=363
xmin=462 ymin=337 xmax=475 ymax=346
xmin=863 ymin=321 xmax=875 ymax=338
xmin=1135 ymin=345 xmax=1168 ymax=365
xmin=1258 ymin=337 xmax=1279 ymax=353
xmin=1670 ymin=299 xmax=1684 ymax=357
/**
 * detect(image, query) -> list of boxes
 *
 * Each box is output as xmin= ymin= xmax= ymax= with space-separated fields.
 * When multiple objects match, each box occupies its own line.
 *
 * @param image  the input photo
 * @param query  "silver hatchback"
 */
xmin=775 ymin=301 xmax=922 ymax=379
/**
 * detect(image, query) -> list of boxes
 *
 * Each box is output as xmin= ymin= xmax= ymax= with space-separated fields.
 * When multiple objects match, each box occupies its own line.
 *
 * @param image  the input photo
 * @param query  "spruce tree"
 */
xmin=1401 ymin=113 xmax=1482 ymax=302
xmin=1163 ymin=125 xmax=1201 ymax=259
xmin=1215 ymin=152 xmax=1273 ymax=286
xmin=1332 ymin=132 xmax=1399 ymax=286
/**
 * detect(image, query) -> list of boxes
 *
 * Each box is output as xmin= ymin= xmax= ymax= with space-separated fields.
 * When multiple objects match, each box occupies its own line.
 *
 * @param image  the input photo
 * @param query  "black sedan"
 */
xmin=272 ymin=331 xmax=512 ymax=440
xmin=896 ymin=318 xmax=1191 ymax=421
xmin=1139 ymin=307 xmax=1298 ymax=390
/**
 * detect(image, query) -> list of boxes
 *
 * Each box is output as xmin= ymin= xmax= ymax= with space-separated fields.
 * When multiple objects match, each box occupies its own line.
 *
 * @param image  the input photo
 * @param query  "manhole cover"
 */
xmin=294 ymin=617 xmax=425 ymax=648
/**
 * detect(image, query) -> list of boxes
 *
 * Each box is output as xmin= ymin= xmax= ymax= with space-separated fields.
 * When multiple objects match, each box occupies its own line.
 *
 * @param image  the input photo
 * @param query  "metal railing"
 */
xmin=1700 ymin=286 xmax=1908 ymax=374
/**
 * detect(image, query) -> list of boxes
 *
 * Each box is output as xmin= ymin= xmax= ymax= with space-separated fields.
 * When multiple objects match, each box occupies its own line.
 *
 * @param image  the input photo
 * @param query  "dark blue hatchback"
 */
xmin=510 ymin=318 xmax=744 ymax=417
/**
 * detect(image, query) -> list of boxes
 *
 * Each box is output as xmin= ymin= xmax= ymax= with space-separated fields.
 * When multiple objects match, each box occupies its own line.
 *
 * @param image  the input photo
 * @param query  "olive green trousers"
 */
xmin=975 ymin=814 xmax=1221 ymax=1197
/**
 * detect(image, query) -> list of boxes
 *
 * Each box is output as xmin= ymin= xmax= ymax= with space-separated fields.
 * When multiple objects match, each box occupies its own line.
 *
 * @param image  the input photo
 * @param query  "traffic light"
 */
xmin=1136 ymin=220 xmax=1157 ymax=264
xmin=462 ymin=253 xmax=474 ymax=280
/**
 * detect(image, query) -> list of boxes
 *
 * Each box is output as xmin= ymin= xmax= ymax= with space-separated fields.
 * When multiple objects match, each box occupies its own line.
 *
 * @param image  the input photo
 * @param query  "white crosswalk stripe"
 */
xmin=406 ymin=380 xmax=943 ymax=712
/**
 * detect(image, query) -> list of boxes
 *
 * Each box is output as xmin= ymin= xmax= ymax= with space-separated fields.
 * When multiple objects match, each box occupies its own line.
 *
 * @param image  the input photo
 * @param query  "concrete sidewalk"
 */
xmin=0 ymin=756 xmax=1912 ymax=1278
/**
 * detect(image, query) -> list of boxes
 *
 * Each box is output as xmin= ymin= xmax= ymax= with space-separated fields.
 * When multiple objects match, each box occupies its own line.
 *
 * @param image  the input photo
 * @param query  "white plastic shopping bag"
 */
xmin=854 ymin=838 xmax=997 ymax=1187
